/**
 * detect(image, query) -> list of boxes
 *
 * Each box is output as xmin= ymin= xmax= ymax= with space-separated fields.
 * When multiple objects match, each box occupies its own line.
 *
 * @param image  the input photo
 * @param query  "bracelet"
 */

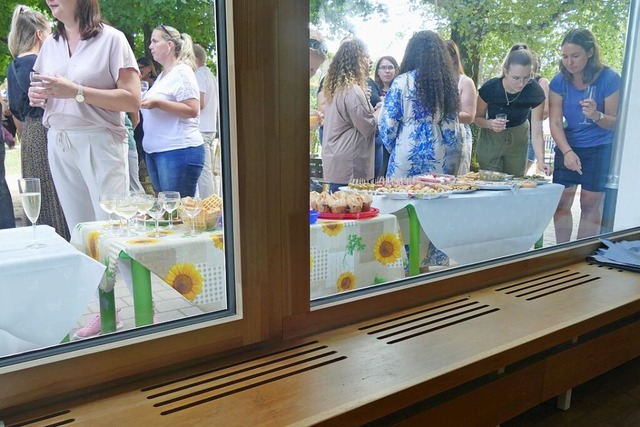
xmin=563 ymin=149 xmax=574 ymax=155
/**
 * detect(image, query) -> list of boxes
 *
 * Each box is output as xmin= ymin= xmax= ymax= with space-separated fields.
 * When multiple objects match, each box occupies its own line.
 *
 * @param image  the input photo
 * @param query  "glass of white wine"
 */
xmin=18 ymin=178 xmax=45 ymax=248
xmin=158 ymin=191 xmax=180 ymax=229
xmin=29 ymin=72 xmax=46 ymax=107
xmin=99 ymin=193 xmax=119 ymax=234
xmin=115 ymin=195 xmax=139 ymax=236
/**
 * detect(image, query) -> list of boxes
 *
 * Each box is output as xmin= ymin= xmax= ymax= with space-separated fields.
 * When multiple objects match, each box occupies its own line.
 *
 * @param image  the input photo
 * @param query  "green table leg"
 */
xmin=99 ymin=287 xmax=117 ymax=333
xmin=535 ymin=235 xmax=544 ymax=249
xmin=406 ymin=205 xmax=420 ymax=276
xmin=119 ymin=252 xmax=154 ymax=327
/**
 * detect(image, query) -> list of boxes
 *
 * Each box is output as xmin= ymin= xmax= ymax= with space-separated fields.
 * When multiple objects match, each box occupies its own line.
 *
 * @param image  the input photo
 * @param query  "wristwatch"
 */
xmin=75 ymin=84 xmax=85 ymax=103
xmin=594 ymin=111 xmax=604 ymax=123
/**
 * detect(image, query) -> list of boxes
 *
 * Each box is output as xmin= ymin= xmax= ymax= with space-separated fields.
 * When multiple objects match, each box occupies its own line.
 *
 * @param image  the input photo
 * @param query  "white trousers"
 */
xmin=196 ymin=132 xmax=221 ymax=198
xmin=47 ymin=127 xmax=129 ymax=231
xmin=128 ymin=145 xmax=145 ymax=193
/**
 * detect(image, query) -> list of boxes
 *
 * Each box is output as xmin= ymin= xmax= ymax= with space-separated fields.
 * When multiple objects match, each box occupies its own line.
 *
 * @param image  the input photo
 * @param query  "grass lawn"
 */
xmin=4 ymin=144 xmax=21 ymax=176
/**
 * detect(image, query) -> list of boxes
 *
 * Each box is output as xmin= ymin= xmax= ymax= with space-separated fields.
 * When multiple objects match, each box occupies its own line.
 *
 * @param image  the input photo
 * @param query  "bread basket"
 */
xmin=180 ymin=195 xmax=223 ymax=230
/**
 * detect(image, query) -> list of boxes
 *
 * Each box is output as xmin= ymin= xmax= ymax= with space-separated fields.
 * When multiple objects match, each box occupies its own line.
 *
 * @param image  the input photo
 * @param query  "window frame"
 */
xmin=1 ymin=0 xmax=639 ymax=411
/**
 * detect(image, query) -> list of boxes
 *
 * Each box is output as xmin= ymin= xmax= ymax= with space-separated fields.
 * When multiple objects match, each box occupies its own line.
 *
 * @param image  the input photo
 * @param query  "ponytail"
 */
xmin=178 ymin=33 xmax=197 ymax=71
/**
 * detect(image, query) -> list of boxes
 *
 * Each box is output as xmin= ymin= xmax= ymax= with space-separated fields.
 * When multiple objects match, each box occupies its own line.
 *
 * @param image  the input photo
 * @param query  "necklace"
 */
xmin=504 ymin=87 xmax=524 ymax=106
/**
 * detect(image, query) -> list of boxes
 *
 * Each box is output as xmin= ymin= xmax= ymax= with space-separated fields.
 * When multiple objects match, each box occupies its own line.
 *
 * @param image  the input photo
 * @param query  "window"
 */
xmin=1 ymin=0 xmax=639 ymax=410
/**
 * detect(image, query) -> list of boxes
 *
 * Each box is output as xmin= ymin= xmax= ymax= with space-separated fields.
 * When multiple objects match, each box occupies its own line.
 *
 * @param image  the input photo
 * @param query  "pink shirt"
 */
xmin=34 ymin=24 xmax=138 ymax=139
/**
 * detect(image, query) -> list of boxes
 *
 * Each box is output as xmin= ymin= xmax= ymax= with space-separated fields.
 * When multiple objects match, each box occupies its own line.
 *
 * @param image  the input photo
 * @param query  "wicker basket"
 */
xmin=180 ymin=195 xmax=222 ymax=230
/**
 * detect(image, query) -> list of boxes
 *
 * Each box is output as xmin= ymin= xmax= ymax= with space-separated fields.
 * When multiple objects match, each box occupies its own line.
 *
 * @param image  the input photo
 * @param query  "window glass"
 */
xmin=309 ymin=0 xmax=633 ymax=302
xmin=0 ymin=0 xmax=234 ymax=362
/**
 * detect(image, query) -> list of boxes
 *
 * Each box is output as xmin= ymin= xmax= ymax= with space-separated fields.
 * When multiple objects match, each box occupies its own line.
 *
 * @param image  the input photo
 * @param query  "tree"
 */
xmin=310 ymin=0 xmax=387 ymax=37
xmin=422 ymin=0 xmax=629 ymax=84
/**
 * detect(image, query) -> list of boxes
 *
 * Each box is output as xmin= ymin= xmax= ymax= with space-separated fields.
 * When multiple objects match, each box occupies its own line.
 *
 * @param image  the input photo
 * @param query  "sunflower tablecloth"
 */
xmin=71 ymin=222 xmax=227 ymax=310
xmin=310 ymin=214 xmax=406 ymax=299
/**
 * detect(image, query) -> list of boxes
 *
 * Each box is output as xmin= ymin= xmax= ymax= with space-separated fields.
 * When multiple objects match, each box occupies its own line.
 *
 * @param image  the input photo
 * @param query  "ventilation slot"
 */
xmin=361 ymin=298 xmax=499 ymax=345
xmin=142 ymin=341 xmax=346 ymax=416
xmin=8 ymin=410 xmax=74 ymax=427
xmin=495 ymin=270 xmax=601 ymax=301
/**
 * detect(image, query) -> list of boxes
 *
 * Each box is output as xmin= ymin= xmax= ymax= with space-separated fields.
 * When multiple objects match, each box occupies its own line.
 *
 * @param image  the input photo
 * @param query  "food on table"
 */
xmin=180 ymin=194 xmax=223 ymax=230
xmin=310 ymin=191 xmax=372 ymax=214
xmin=478 ymin=170 xmax=514 ymax=182
xmin=416 ymin=173 xmax=456 ymax=184
xmin=520 ymin=180 xmax=537 ymax=188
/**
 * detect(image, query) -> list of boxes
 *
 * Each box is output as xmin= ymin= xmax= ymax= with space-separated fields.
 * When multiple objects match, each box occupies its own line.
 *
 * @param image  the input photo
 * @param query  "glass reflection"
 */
xmin=309 ymin=0 xmax=631 ymax=301
xmin=1 ymin=1 xmax=230 ymax=359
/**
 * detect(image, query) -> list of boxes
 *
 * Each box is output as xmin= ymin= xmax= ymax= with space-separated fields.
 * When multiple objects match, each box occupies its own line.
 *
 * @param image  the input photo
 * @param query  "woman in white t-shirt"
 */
xmin=28 ymin=0 xmax=141 ymax=232
xmin=141 ymin=25 xmax=204 ymax=196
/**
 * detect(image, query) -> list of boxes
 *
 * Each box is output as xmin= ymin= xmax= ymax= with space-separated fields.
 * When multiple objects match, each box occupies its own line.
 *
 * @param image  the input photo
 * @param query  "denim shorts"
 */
xmin=145 ymin=145 xmax=205 ymax=196
xmin=553 ymin=144 xmax=612 ymax=192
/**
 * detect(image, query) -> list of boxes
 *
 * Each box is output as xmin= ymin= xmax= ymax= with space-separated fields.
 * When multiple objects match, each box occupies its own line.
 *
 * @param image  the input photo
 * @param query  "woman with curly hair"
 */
xmin=474 ymin=44 xmax=547 ymax=176
xmin=321 ymin=38 xmax=379 ymax=191
xmin=379 ymin=30 xmax=461 ymax=178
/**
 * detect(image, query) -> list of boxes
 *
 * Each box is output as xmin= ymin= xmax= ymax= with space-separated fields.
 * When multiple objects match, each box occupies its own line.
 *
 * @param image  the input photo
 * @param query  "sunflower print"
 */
xmin=322 ymin=221 xmax=343 ymax=236
xmin=336 ymin=271 xmax=356 ymax=292
xmin=87 ymin=231 xmax=102 ymax=260
xmin=164 ymin=262 xmax=204 ymax=301
xmin=374 ymin=233 xmax=402 ymax=265
xmin=127 ymin=237 xmax=161 ymax=245
xmin=211 ymin=233 xmax=224 ymax=250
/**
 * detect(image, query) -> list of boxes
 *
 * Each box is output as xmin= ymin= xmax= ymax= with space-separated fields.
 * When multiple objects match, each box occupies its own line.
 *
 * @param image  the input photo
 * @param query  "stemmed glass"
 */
xmin=135 ymin=193 xmax=154 ymax=230
xmin=147 ymin=198 xmax=166 ymax=237
xmin=158 ymin=191 xmax=180 ymax=229
xmin=141 ymin=80 xmax=149 ymax=96
xmin=29 ymin=72 xmax=46 ymax=107
xmin=99 ymin=193 xmax=119 ymax=234
xmin=580 ymin=85 xmax=596 ymax=124
xmin=181 ymin=197 xmax=202 ymax=237
xmin=115 ymin=195 xmax=139 ymax=236
xmin=18 ymin=178 xmax=45 ymax=248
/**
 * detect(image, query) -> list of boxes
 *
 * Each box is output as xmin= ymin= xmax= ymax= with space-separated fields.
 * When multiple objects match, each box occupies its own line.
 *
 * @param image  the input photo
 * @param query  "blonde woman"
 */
xmin=141 ymin=25 xmax=204 ymax=196
xmin=7 ymin=5 xmax=69 ymax=239
xmin=321 ymin=38 xmax=379 ymax=192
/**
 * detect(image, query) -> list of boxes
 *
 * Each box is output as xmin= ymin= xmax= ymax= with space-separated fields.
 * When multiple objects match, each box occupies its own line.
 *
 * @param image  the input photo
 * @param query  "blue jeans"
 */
xmin=145 ymin=145 xmax=205 ymax=197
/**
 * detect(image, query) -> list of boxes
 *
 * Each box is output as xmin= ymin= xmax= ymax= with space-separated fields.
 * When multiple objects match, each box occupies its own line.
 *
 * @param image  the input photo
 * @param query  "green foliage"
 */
xmin=426 ymin=0 xmax=630 ymax=84
xmin=310 ymin=0 xmax=387 ymax=37
xmin=0 ymin=0 xmax=217 ymax=81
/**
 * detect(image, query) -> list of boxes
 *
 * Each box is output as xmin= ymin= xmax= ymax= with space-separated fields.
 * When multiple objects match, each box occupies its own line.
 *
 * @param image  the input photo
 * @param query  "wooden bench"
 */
xmin=4 ymin=260 xmax=640 ymax=425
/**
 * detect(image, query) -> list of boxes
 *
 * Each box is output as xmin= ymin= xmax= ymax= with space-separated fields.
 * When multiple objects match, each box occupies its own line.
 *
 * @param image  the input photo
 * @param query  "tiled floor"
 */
xmin=504 ymin=356 xmax=640 ymax=426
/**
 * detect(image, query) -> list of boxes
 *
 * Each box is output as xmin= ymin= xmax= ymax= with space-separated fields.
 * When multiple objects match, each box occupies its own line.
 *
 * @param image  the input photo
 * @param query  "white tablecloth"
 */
xmin=374 ymin=184 xmax=564 ymax=265
xmin=0 ymin=226 xmax=105 ymax=356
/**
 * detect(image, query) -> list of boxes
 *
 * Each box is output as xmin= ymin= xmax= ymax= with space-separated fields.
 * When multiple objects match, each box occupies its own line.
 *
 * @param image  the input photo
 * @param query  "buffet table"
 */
xmin=374 ymin=184 xmax=564 ymax=271
xmin=311 ymin=214 xmax=406 ymax=299
xmin=71 ymin=222 xmax=228 ymax=333
xmin=0 ymin=226 xmax=105 ymax=356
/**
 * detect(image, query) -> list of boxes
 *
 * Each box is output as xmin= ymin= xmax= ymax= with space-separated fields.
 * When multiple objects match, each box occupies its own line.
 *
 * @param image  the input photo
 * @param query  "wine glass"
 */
xmin=141 ymin=80 xmax=149 ymax=96
xmin=29 ymin=72 xmax=46 ymax=107
xmin=580 ymin=85 xmax=596 ymax=124
xmin=99 ymin=193 xmax=119 ymax=234
xmin=115 ymin=195 xmax=139 ymax=236
xmin=181 ymin=197 xmax=202 ymax=237
xmin=18 ymin=178 xmax=45 ymax=248
xmin=158 ymin=191 xmax=180 ymax=229
xmin=135 ymin=193 xmax=154 ymax=230
xmin=147 ymin=198 xmax=166 ymax=237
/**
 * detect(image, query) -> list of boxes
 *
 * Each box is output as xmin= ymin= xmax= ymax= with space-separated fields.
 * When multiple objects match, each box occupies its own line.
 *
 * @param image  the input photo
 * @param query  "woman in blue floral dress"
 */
xmin=380 ymin=31 xmax=461 ymax=179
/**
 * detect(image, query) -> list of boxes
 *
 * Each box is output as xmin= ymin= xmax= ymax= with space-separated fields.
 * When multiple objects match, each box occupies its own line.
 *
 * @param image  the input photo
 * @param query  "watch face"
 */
xmin=75 ymin=93 xmax=85 ymax=103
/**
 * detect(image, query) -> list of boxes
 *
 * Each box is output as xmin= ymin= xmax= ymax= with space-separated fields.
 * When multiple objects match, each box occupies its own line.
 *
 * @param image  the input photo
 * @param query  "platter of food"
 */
xmin=476 ymin=181 xmax=519 ymax=191
xmin=318 ymin=207 xmax=379 ymax=220
xmin=416 ymin=173 xmax=456 ymax=184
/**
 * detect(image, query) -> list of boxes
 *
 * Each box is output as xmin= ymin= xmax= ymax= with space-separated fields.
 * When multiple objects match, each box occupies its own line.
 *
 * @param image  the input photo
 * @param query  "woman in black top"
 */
xmin=7 ymin=5 xmax=69 ymax=239
xmin=474 ymin=44 xmax=549 ymax=176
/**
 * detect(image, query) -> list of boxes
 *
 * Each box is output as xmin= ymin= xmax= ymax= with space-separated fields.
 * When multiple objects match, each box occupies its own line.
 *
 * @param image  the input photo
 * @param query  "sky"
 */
xmin=319 ymin=0 xmax=438 ymax=62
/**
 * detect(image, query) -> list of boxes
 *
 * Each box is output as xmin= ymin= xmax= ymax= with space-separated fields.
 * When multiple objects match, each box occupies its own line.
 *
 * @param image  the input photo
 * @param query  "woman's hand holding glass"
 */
xmin=28 ymin=72 xmax=48 ymax=107
xmin=580 ymin=86 xmax=596 ymax=124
